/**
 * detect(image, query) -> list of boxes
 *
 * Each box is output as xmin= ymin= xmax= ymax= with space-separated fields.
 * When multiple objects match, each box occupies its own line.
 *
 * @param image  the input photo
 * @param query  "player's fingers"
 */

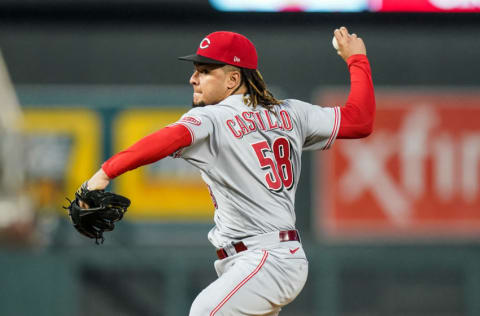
xmin=334 ymin=29 xmax=344 ymax=46
xmin=334 ymin=28 xmax=342 ymax=40
xmin=333 ymin=31 xmax=341 ymax=45
xmin=340 ymin=26 xmax=349 ymax=37
xmin=351 ymin=33 xmax=357 ymax=38
xmin=79 ymin=200 xmax=90 ymax=209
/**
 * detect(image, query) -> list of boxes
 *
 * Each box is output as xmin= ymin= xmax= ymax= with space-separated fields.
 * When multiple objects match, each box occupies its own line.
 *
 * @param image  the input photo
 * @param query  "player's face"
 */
xmin=190 ymin=63 xmax=232 ymax=107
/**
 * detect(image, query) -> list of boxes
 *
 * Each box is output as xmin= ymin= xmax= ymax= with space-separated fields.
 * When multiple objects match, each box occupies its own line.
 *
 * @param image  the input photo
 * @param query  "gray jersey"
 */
xmin=173 ymin=94 xmax=340 ymax=248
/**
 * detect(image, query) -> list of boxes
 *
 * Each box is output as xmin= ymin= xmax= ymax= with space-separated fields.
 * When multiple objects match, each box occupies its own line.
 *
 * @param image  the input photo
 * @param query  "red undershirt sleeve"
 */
xmin=337 ymin=54 xmax=376 ymax=139
xmin=101 ymin=124 xmax=193 ymax=179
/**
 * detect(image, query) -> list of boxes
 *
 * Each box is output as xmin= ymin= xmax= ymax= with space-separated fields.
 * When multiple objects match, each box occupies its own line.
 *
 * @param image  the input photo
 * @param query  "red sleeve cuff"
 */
xmin=347 ymin=54 xmax=369 ymax=65
xmin=101 ymin=163 xmax=114 ymax=179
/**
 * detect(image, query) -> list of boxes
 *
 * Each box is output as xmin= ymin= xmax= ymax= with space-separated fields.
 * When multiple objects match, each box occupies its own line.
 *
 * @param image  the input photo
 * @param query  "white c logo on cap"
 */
xmin=199 ymin=38 xmax=210 ymax=49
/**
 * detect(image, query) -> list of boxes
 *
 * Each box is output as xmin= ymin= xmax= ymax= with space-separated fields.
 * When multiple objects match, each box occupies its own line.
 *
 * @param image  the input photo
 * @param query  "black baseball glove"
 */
xmin=64 ymin=182 xmax=130 ymax=244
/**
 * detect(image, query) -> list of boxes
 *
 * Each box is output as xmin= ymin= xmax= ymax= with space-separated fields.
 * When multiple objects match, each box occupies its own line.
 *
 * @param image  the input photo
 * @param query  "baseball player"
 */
xmin=82 ymin=27 xmax=375 ymax=315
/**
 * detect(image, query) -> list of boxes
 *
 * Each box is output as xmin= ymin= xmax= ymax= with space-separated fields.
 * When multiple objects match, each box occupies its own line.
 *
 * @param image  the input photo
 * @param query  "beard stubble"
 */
xmin=192 ymin=100 xmax=207 ymax=108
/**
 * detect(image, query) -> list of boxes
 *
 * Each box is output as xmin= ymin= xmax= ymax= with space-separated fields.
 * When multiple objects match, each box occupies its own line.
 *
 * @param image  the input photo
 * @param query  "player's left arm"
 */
xmin=84 ymin=107 xmax=214 ymax=191
xmin=85 ymin=124 xmax=193 ymax=191
xmin=334 ymin=26 xmax=376 ymax=139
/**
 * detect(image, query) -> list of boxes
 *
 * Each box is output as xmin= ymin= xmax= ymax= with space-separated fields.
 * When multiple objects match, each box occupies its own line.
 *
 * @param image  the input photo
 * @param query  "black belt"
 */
xmin=216 ymin=230 xmax=300 ymax=260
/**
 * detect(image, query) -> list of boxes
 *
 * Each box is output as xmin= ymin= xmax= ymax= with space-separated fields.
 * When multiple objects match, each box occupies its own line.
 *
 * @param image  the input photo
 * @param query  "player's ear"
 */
xmin=226 ymin=69 xmax=242 ymax=90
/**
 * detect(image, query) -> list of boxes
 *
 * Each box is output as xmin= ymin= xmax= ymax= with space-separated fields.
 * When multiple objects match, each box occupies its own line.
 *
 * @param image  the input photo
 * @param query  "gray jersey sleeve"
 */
xmin=287 ymin=99 xmax=341 ymax=151
xmin=171 ymin=106 xmax=217 ymax=170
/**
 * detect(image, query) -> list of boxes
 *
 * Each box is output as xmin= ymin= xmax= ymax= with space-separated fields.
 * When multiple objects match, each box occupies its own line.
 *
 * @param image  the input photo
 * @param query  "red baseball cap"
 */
xmin=178 ymin=31 xmax=258 ymax=69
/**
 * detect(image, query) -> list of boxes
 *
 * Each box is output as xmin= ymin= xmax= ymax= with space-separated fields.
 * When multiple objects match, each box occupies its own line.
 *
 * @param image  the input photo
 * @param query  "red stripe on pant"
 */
xmin=210 ymin=251 xmax=269 ymax=316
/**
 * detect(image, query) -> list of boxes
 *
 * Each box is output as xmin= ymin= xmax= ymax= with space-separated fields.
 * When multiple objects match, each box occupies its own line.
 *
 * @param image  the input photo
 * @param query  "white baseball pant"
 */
xmin=189 ymin=235 xmax=308 ymax=315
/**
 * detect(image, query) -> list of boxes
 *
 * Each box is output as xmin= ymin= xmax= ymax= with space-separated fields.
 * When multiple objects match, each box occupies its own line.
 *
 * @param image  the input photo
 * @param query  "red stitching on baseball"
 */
xmin=210 ymin=251 xmax=269 ymax=315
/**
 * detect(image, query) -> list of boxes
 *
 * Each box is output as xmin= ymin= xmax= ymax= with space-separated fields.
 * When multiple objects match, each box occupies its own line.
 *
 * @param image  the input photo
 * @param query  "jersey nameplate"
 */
xmin=226 ymin=109 xmax=293 ymax=138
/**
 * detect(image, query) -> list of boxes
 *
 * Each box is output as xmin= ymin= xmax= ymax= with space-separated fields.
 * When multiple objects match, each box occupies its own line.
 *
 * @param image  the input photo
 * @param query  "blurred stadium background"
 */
xmin=0 ymin=0 xmax=480 ymax=315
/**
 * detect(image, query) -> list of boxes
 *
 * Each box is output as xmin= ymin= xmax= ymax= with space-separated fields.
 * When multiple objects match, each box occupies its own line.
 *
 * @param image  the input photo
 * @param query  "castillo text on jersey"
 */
xmin=226 ymin=109 xmax=293 ymax=138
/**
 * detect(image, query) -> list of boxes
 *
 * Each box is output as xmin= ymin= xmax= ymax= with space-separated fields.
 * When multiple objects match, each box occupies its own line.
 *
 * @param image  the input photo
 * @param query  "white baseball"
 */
xmin=332 ymin=36 xmax=339 ymax=50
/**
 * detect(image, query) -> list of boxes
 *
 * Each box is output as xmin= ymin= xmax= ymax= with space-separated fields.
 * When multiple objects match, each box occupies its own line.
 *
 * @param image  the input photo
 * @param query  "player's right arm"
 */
xmin=334 ymin=26 xmax=376 ymax=139
xmin=297 ymin=27 xmax=374 ymax=151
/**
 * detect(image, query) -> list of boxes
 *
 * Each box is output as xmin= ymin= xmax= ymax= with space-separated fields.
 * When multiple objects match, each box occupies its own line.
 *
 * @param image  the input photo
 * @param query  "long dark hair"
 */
xmin=240 ymin=68 xmax=282 ymax=111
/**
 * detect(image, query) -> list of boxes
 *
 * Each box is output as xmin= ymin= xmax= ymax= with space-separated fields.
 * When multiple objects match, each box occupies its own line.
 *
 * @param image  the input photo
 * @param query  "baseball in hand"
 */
xmin=332 ymin=36 xmax=339 ymax=50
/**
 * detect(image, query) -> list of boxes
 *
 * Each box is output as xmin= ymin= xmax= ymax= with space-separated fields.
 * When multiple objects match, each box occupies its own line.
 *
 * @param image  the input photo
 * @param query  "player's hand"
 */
xmin=78 ymin=169 xmax=111 ymax=208
xmin=334 ymin=26 xmax=366 ymax=62
xmin=87 ymin=168 xmax=110 ymax=191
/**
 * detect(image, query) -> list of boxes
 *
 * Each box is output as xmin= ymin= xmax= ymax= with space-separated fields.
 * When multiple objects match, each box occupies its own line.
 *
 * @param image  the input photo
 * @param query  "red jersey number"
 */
xmin=252 ymin=137 xmax=294 ymax=191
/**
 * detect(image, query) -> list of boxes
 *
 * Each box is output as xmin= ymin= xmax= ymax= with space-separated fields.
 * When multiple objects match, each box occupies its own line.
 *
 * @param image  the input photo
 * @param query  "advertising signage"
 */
xmin=316 ymin=89 xmax=480 ymax=240
xmin=210 ymin=0 xmax=480 ymax=12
